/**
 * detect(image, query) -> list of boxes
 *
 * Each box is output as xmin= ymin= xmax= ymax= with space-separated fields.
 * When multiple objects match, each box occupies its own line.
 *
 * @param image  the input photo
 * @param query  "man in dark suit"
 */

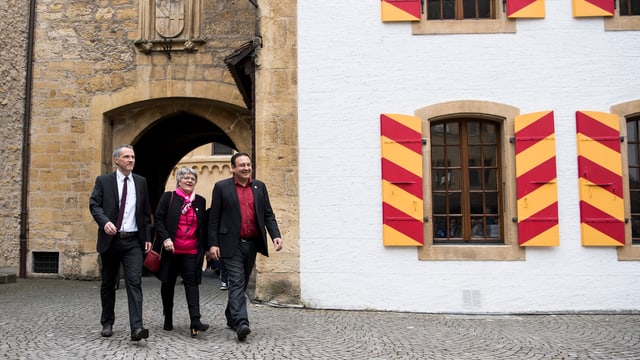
xmin=208 ymin=152 xmax=284 ymax=341
xmin=89 ymin=144 xmax=153 ymax=341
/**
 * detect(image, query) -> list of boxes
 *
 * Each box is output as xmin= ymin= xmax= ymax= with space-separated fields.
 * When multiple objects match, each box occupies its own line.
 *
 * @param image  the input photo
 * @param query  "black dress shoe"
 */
xmin=130 ymin=327 xmax=149 ymax=341
xmin=236 ymin=324 xmax=250 ymax=341
xmin=190 ymin=321 xmax=210 ymax=337
xmin=101 ymin=324 xmax=113 ymax=337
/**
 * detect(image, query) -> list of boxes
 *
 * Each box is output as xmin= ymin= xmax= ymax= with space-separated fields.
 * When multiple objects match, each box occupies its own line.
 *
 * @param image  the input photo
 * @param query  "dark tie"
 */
xmin=115 ymin=176 xmax=128 ymax=230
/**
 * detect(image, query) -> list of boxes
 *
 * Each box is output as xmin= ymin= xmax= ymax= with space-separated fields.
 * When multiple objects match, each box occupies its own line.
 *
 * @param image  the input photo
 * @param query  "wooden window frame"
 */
xmin=413 ymin=0 xmax=516 ymax=35
xmin=612 ymin=99 xmax=640 ymax=260
xmin=417 ymin=100 xmax=524 ymax=261
xmin=604 ymin=0 xmax=640 ymax=31
xmin=431 ymin=119 xmax=503 ymax=244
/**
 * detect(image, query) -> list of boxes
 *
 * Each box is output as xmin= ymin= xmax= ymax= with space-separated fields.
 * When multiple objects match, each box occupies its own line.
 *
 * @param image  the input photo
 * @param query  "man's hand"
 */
xmin=208 ymin=246 xmax=220 ymax=260
xmin=103 ymin=222 xmax=117 ymax=236
xmin=144 ymin=242 xmax=152 ymax=253
xmin=273 ymin=238 xmax=283 ymax=252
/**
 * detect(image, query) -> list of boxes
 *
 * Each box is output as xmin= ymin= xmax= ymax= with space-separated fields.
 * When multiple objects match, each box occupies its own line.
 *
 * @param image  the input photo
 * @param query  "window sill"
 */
xmin=412 ymin=18 xmax=516 ymax=35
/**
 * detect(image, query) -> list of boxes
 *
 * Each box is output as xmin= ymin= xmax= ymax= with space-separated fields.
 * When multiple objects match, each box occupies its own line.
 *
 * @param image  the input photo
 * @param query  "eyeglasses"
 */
xmin=182 ymin=176 xmax=197 ymax=181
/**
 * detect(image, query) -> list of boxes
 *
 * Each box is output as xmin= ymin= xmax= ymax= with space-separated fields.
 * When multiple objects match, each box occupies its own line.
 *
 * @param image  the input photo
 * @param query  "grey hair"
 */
xmin=113 ymin=144 xmax=134 ymax=158
xmin=176 ymin=166 xmax=198 ymax=186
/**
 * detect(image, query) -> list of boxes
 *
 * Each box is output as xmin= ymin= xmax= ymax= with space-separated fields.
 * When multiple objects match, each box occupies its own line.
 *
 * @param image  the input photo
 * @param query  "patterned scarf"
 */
xmin=175 ymin=187 xmax=195 ymax=214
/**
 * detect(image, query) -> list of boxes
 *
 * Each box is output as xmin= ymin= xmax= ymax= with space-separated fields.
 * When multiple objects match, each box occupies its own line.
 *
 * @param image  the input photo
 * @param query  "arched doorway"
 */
xmin=103 ymin=97 xmax=252 ymax=211
xmin=134 ymin=112 xmax=236 ymax=209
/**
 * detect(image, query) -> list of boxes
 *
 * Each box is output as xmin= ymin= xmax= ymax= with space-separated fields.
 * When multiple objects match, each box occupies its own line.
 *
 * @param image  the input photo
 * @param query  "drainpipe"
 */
xmin=251 ymin=0 xmax=259 ymax=174
xmin=20 ymin=0 xmax=37 ymax=278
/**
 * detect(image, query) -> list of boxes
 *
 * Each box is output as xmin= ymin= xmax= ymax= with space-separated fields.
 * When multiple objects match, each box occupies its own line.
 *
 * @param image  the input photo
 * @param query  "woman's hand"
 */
xmin=163 ymin=238 xmax=174 ymax=252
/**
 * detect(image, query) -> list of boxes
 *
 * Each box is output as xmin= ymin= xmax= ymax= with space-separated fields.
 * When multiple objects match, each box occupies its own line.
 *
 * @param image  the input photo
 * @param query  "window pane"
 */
xmin=463 ymin=0 xmax=492 ymax=18
xmin=486 ymin=220 xmax=500 ymax=238
xmin=468 ymin=146 xmax=482 ymax=166
xmin=448 ymin=169 xmax=461 ymax=190
xmin=434 ymin=216 xmax=448 ymax=238
xmin=448 ymin=217 xmax=462 ymax=237
xmin=463 ymin=0 xmax=476 ymax=18
xmin=469 ymin=169 xmax=482 ymax=189
xmin=633 ymin=0 xmax=640 ymax=15
xmin=446 ymin=122 xmax=460 ymax=145
xmin=448 ymin=192 xmax=461 ymax=214
xmin=621 ymin=0 xmax=629 ymax=15
xmin=447 ymin=146 xmax=461 ymax=167
xmin=632 ymin=215 xmax=640 ymax=239
xmin=483 ymin=146 xmax=496 ymax=166
xmin=482 ymin=122 xmax=497 ymax=143
xmin=433 ymin=193 xmax=447 ymax=214
xmin=485 ymin=192 xmax=498 ymax=214
xmin=631 ymin=191 xmax=640 ymax=213
xmin=621 ymin=0 xmax=640 ymax=15
xmin=426 ymin=0 xmax=440 ymax=19
xmin=432 ymin=145 xmax=446 ymax=168
xmin=471 ymin=216 xmax=485 ymax=237
xmin=630 ymin=144 xmax=639 ymax=167
xmin=627 ymin=120 xmax=637 ymax=142
xmin=630 ymin=168 xmax=640 ymax=189
xmin=431 ymin=124 xmax=445 ymax=145
xmin=468 ymin=122 xmax=481 ymax=144
xmin=443 ymin=0 xmax=455 ymax=19
xmin=477 ymin=0 xmax=492 ymax=18
xmin=433 ymin=169 xmax=451 ymax=189
xmin=484 ymin=169 xmax=498 ymax=190
xmin=213 ymin=142 xmax=233 ymax=155
xmin=469 ymin=192 xmax=484 ymax=213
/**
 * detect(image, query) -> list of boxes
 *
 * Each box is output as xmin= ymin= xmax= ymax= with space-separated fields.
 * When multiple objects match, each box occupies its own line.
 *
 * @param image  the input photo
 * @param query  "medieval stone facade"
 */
xmin=1 ymin=0 xmax=299 ymax=306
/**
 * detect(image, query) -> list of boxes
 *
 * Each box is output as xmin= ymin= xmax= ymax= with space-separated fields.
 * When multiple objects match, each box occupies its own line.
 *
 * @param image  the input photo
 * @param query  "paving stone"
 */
xmin=0 ymin=273 xmax=639 ymax=359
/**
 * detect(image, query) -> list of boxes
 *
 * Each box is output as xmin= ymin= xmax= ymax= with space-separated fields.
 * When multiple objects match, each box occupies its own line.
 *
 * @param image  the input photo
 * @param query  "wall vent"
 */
xmin=32 ymin=252 xmax=59 ymax=274
xmin=463 ymin=289 xmax=482 ymax=309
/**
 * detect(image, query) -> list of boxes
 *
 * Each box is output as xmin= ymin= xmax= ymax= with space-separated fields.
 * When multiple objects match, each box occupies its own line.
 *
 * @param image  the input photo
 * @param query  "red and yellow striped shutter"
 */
xmin=381 ymin=0 xmax=422 ymax=22
xmin=572 ymin=0 xmax=614 ymax=17
xmin=381 ymin=114 xmax=424 ymax=246
xmin=515 ymin=111 xmax=560 ymax=246
xmin=576 ymin=111 xmax=624 ymax=246
xmin=507 ymin=0 xmax=546 ymax=18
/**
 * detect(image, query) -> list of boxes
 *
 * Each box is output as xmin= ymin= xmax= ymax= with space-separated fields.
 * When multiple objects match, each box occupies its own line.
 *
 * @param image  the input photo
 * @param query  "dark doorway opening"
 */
xmin=133 ymin=112 xmax=236 ymax=210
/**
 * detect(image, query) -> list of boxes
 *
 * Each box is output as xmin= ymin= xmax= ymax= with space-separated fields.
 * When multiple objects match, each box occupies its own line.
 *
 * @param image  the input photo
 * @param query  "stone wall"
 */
xmin=253 ymin=0 xmax=300 ymax=305
xmin=0 ymin=0 xmax=300 ymax=305
xmin=26 ymin=0 xmax=258 ymax=277
xmin=0 ymin=0 xmax=29 ymax=269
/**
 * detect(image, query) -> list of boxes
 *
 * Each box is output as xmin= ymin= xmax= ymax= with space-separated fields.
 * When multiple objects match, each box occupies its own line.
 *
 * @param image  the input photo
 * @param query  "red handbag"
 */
xmin=144 ymin=191 xmax=173 ymax=273
xmin=144 ymin=248 xmax=162 ymax=272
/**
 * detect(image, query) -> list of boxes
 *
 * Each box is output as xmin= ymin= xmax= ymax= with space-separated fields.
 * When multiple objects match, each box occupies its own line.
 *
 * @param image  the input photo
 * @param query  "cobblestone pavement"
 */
xmin=1 ymin=273 xmax=639 ymax=359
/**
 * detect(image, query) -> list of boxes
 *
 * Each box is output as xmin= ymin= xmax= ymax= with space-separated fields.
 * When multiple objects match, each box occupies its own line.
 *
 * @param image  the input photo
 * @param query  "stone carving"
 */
xmin=156 ymin=0 xmax=185 ymax=38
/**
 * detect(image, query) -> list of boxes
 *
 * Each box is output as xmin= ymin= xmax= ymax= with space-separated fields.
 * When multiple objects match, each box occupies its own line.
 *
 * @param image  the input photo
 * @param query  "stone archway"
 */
xmin=103 ymin=97 xmax=251 ymax=209
xmin=80 ymin=82 xmax=252 ymax=273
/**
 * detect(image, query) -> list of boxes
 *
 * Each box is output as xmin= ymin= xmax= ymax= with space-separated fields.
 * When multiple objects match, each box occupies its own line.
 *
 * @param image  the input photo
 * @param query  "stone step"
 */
xmin=0 ymin=268 xmax=18 ymax=284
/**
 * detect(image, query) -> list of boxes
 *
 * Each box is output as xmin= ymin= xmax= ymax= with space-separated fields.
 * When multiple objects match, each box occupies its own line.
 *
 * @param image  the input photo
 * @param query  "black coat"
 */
xmin=153 ymin=191 xmax=208 ymax=283
xmin=208 ymin=177 xmax=281 ymax=258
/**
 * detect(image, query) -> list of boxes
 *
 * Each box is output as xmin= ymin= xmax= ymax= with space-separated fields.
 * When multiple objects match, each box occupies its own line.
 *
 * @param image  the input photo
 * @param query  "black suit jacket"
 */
xmin=89 ymin=172 xmax=152 ymax=254
xmin=208 ymin=177 xmax=281 ymax=258
xmin=153 ymin=191 xmax=208 ymax=283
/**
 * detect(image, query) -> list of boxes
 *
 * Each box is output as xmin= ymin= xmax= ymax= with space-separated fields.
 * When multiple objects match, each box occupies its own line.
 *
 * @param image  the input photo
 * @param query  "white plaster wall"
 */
xmin=297 ymin=0 xmax=640 ymax=313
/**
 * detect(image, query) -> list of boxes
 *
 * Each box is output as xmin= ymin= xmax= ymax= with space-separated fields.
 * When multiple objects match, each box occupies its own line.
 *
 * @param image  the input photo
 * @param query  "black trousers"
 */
xmin=222 ymin=239 xmax=257 ymax=329
xmin=100 ymin=235 xmax=144 ymax=331
xmin=160 ymin=253 xmax=201 ymax=324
